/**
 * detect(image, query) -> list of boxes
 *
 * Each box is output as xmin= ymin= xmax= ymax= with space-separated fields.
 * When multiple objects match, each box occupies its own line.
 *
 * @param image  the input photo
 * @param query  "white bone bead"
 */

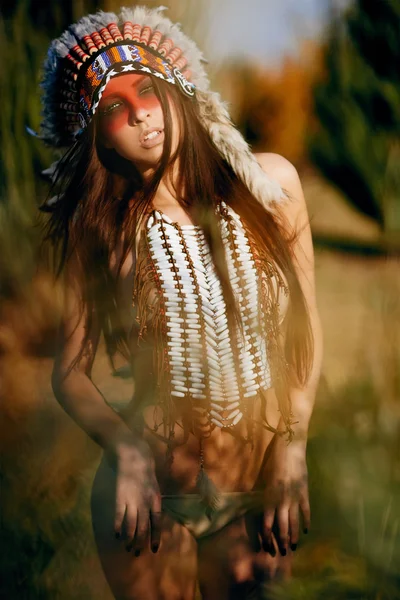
xmin=208 ymin=375 xmax=222 ymax=386
xmin=200 ymin=305 xmax=214 ymax=319
xmin=225 ymin=401 xmax=240 ymax=411
xmin=146 ymin=215 xmax=155 ymax=228
xmin=189 ymin=375 xmax=204 ymax=383
xmin=227 ymin=408 xmax=240 ymax=420
xmin=219 ymin=338 xmax=231 ymax=349
xmin=163 ymin=294 xmax=181 ymax=302
xmin=186 ymin=314 xmax=200 ymax=321
xmin=245 ymin=382 xmax=260 ymax=391
xmin=190 ymin=381 xmax=205 ymax=389
xmin=209 ymin=382 xmax=223 ymax=393
xmin=219 ymin=347 xmax=233 ymax=358
xmin=224 ymin=394 xmax=240 ymax=402
xmin=171 ymin=391 xmax=185 ymax=398
xmin=243 ymin=390 xmax=258 ymax=398
xmin=210 ymin=403 xmax=224 ymax=412
xmin=232 ymin=411 xmax=243 ymax=426
xmin=221 ymin=372 xmax=238 ymax=383
xmin=168 ymin=325 xmax=182 ymax=332
xmin=209 ymin=409 xmax=221 ymax=419
xmin=210 ymin=395 xmax=224 ymax=403
xmin=207 ymin=350 xmax=219 ymax=363
xmin=209 ymin=398 xmax=225 ymax=405
xmin=211 ymin=417 xmax=224 ymax=428
xmin=174 ymin=385 xmax=188 ymax=393
xmin=242 ymin=378 xmax=257 ymax=388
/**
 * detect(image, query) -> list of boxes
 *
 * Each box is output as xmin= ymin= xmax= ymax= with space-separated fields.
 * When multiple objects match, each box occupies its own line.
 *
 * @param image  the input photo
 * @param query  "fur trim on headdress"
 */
xmin=36 ymin=4 xmax=287 ymax=211
xmin=196 ymin=90 xmax=286 ymax=208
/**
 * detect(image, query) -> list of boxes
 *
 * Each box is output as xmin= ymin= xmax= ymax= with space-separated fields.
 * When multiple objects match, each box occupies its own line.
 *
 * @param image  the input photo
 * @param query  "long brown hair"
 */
xmin=39 ymin=74 xmax=314 ymax=420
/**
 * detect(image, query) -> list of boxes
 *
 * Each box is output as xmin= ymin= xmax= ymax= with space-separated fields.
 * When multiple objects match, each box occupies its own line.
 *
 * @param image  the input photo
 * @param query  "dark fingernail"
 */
xmin=262 ymin=540 xmax=275 ymax=556
xmin=134 ymin=549 xmax=141 ymax=557
xmin=151 ymin=544 xmax=159 ymax=554
xmin=303 ymin=528 xmax=308 ymax=534
xmin=280 ymin=548 xmax=287 ymax=556
xmin=290 ymin=543 xmax=297 ymax=551
xmin=115 ymin=532 xmax=120 ymax=540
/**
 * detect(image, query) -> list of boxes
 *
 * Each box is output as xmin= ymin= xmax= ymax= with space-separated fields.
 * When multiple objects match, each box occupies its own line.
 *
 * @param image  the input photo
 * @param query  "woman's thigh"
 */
xmin=90 ymin=456 xmax=197 ymax=600
xmin=197 ymin=513 xmax=292 ymax=600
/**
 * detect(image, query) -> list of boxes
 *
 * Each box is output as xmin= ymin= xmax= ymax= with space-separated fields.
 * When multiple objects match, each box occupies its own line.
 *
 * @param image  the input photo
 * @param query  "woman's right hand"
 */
xmin=108 ymin=436 xmax=162 ymax=556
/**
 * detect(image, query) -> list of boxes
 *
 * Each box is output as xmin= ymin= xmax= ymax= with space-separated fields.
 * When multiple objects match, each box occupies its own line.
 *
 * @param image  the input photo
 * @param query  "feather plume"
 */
xmin=196 ymin=467 xmax=221 ymax=520
xmin=196 ymin=90 xmax=287 ymax=209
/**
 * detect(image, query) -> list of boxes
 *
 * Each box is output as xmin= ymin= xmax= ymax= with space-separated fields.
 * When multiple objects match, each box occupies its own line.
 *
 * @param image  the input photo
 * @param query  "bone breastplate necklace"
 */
xmin=132 ymin=199 xmax=290 ymax=513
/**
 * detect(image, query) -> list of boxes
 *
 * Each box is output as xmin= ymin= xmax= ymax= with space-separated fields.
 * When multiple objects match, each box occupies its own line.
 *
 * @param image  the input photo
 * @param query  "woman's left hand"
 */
xmin=258 ymin=433 xmax=310 ymax=556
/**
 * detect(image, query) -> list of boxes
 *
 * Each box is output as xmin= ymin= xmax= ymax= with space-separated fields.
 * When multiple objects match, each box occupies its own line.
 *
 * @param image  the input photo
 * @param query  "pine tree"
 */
xmin=309 ymin=0 xmax=400 ymax=239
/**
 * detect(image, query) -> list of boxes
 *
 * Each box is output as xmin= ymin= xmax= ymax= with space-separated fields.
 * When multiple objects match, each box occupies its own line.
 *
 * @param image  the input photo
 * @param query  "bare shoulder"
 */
xmin=253 ymin=152 xmax=298 ymax=183
xmin=253 ymin=152 xmax=307 ymax=231
xmin=254 ymin=152 xmax=317 ymax=304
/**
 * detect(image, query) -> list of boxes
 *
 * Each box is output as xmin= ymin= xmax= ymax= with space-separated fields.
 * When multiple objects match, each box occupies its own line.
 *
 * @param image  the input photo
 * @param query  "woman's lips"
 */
xmin=139 ymin=128 xmax=164 ymax=149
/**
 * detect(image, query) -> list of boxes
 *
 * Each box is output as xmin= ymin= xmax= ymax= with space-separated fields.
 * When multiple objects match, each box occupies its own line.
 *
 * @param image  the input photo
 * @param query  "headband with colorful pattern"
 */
xmin=36 ymin=5 xmax=287 ymax=212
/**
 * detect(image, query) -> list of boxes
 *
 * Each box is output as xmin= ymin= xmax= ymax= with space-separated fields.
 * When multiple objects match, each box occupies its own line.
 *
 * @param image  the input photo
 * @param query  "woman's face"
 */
xmin=97 ymin=73 xmax=179 ymax=171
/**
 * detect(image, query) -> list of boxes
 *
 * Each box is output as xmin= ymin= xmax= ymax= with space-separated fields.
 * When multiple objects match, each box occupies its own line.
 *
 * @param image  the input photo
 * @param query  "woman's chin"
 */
xmin=130 ymin=149 xmax=163 ymax=172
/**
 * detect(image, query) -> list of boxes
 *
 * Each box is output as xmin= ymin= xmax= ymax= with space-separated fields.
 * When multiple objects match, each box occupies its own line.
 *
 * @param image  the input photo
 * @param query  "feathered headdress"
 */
xmin=35 ymin=5 xmax=287 ymax=210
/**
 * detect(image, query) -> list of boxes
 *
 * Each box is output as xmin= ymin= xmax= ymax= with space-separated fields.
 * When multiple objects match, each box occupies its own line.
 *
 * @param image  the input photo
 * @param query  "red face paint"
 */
xmin=98 ymin=74 xmax=161 ymax=135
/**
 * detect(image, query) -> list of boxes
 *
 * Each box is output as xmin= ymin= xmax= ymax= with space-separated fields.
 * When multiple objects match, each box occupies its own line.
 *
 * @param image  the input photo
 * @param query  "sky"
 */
xmin=206 ymin=0 xmax=351 ymax=67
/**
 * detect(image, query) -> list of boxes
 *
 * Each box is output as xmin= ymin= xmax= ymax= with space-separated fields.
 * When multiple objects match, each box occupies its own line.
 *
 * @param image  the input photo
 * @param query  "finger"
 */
xmin=124 ymin=506 xmax=138 ymax=551
xmin=150 ymin=510 xmax=163 ymax=553
xmin=150 ymin=491 xmax=162 ymax=553
xmin=288 ymin=503 xmax=299 ymax=550
xmin=114 ymin=500 xmax=127 ymax=539
xmin=134 ymin=508 xmax=150 ymax=555
xmin=277 ymin=506 xmax=289 ymax=556
xmin=262 ymin=508 xmax=275 ymax=555
xmin=300 ymin=492 xmax=311 ymax=534
xmin=244 ymin=513 xmax=262 ymax=553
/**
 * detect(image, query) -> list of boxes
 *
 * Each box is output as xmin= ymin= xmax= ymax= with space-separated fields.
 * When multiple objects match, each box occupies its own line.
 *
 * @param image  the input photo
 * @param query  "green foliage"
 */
xmin=309 ymin=0 xmax=400 ymax=237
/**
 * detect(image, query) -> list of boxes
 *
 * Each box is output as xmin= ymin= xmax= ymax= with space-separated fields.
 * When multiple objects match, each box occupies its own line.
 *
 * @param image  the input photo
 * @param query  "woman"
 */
xmin=37 ymin=5 xmax=323 ymax=599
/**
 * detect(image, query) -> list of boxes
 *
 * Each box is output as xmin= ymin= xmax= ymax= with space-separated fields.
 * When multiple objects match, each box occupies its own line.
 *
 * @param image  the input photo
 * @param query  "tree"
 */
xmin=309 ymin=0 xmax=400 ymax=239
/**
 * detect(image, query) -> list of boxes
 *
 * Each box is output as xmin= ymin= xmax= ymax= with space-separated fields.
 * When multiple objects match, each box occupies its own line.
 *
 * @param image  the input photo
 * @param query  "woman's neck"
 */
xmin=142 ymin=157 xmax=182 ymax=211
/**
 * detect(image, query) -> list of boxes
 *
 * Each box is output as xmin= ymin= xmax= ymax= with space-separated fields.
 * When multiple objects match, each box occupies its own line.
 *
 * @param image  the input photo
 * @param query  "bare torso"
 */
xmin=110 ymin=198 xmax=284 ymax=495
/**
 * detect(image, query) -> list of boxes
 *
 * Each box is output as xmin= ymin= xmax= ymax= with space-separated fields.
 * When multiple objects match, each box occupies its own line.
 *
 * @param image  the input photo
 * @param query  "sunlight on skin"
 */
xmin=97 ymin=73 xmax=181 ymax=204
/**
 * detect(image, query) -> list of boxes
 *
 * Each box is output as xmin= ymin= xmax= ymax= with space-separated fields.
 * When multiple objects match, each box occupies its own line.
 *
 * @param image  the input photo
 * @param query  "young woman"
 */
xmin=37 ymin=5 xmax=323 ymax=599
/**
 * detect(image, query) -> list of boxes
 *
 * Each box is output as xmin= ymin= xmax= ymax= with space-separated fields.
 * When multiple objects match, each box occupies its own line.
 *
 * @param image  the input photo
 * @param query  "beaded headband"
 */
xmin=36 ymin=5 xmax=288 ymax=211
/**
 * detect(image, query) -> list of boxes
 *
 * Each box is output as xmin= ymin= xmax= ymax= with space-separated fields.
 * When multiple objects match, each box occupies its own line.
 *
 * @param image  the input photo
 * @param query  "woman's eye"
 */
xmin=139 ymin=85 xmax=154 ymax=96
xmin=100 ymin=102 xmax=121 ymax=115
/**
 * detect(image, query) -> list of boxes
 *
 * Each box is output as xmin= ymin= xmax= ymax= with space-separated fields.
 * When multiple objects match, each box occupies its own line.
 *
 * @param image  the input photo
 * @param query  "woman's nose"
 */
xmin=129 ymin=104 xmax=150 ymax=126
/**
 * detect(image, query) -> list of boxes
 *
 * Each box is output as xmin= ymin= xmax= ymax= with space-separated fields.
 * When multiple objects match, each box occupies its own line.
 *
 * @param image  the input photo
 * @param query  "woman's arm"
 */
xmin=52 ymin=247 xmax=162 ymax=553
xmin=52 ymin=248 xmax=134 ymax=451
xmin=254 ymin=152 xmax=323 ymax=555
xmin=255 ymin=152 xmax=324 ymax=445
